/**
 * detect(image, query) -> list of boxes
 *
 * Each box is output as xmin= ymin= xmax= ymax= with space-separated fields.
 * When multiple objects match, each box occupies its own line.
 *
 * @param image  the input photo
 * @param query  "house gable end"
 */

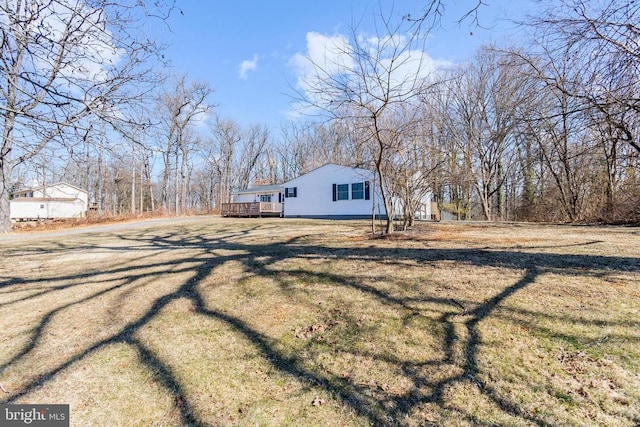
xmin=282 ymin=164 xmax=375 ymax=217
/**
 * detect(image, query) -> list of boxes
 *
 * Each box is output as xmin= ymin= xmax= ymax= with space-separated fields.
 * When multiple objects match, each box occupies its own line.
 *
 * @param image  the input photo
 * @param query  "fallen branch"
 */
xmin=584 ymin=336 xmax=609 ymax=348
xmin=450 ymin=298 xmax=466 ymax=313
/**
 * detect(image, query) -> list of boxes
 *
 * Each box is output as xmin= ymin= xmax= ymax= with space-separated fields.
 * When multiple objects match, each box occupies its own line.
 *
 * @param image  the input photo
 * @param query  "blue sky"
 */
xmin=161 ymin=1 xmax=534 ymax=132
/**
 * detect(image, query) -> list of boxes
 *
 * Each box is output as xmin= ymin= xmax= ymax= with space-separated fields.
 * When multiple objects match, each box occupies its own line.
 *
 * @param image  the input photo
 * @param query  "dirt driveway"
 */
xmin=1 ymin=216 xmax=217 ymax=243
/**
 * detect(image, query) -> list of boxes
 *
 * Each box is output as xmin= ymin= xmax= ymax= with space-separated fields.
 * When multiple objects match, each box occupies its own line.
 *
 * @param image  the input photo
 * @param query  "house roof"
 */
xmin=234 ymin=184 xmax=283 ymax=195
xmin=282 ymin=163 xmax=372 ymax=185
xmin=13 ymin=182 xmax=88 ymax=195
xmin=233 ymin=164 xmax=373 ymax=194
xmin=11 ymin=197 xmax=79 ymax=203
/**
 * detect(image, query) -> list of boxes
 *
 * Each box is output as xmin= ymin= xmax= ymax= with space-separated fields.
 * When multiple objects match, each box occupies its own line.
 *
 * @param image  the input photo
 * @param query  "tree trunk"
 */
xmin=139 ymin=175 xmax=144 ymax=214
xmin=161 ymin=142 xmax=172 ymax=211
xmin=147 ymin=159 xmax=155 ymax=212
xmin=174 ymin=150 xmax=180 ymax=214
xmin=1 ymin=91 xmax=18 ymax=232
xmin=380 ymin=178 xmax=394 ymax=234
xmin=131 ymin=145 xmax=136 ymax=215
xmin=180 ymin=145 xmax=188 ymax=212
xmin=475 ymin=181 xmax=492 ymax=221
xmin=0 ymin=160 xmax=12 ymax=233
xmin=497 ymin=161 xmax=505 ymax=220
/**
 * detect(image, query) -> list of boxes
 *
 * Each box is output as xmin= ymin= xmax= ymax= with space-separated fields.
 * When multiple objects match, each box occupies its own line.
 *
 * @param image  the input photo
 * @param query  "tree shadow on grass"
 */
xmin=0 ymin=224 xmax=638 ymax=426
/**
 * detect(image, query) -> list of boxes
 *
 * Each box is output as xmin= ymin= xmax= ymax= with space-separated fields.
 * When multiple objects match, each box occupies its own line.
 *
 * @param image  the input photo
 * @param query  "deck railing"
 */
xmin=221 ymin=202 xmax=282 ymax=217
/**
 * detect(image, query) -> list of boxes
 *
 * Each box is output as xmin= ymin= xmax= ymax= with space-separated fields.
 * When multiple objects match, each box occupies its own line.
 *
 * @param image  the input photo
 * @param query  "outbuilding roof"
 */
xmin=12 ymin=182 xmax=88 ymax=195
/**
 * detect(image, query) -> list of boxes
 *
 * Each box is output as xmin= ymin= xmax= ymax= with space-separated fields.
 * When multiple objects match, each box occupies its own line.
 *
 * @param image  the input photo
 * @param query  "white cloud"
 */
xmin=238 ymin=54 xmax=259 ymax=80
xmin=289 ymin=30 xmax=452 ymax=117
xmin=290 ymin=32 xmax=354 ymax=92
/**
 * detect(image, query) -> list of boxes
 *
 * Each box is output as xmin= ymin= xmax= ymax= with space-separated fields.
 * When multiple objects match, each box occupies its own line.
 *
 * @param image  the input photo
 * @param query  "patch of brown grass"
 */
xmin=0 ymin=217 xmax=638 ymax=426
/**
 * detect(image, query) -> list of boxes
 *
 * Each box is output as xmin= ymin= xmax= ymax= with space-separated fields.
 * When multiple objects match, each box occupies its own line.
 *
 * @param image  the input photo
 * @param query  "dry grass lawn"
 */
xmin=0 ymin=217 xmax=638 ymax=426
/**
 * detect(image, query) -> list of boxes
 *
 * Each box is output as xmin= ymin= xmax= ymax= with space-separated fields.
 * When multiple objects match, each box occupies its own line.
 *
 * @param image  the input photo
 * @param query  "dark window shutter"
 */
xmin=293 ymin=187 xmax=297 ymax=197
xmin=278 ymin=193 xmax=282 ymax=203
xmin=332 ymin=184 xmax=337 ymax=201
xmin=364 ymin=181 xmax=370 ymax=200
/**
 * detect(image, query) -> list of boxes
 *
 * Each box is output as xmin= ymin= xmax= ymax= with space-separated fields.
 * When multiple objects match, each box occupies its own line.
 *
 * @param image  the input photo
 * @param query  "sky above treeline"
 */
xmin=159 ymin=1 xmax=536 ymax=131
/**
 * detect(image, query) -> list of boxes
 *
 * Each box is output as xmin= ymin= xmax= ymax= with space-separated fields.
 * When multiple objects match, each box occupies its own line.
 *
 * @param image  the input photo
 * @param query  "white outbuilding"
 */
xmin=10 ymin=182 xmax=89 ymax=220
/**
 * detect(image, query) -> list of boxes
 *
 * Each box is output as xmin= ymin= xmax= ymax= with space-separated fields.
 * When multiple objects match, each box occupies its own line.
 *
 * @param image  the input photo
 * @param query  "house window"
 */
xmin=285 ymin=187 xmax=297 ymax=198
xmin=337 ymin=184 xmax=349 ymax=200
xmin=351 ymin=183 xmax=364 ymax=199
xmin=40 ymin=204 xmax=44 ymax=209
xmin=260 ymin=194 xmax=272 ymax=202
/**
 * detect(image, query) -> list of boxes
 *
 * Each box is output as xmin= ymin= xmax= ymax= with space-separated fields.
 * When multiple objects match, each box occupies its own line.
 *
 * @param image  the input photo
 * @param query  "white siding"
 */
xmin=413 ymin=198 xmax=433 ymax=220
xmin=10 ymin=183 xmax=88 ymax=220
xmin=235 ymin=193 xmax=257 ymax=203
xmin=235 ymin=192 xmax=281 ymax=203
xmin=10 ymin=199 xmax=87 ymax=219
xmin=392 ymin=193 xmax=433 ymax=220
xmin=282 ymin=164 xmax=382 ymax=218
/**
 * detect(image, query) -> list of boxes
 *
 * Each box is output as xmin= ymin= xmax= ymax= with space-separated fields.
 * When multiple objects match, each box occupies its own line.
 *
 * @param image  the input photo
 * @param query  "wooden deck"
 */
xmin=221 ymin=202 xmax=283 ymax=217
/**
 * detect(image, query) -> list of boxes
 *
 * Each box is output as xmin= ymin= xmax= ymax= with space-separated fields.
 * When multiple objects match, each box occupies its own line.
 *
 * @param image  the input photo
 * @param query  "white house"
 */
xmin=225 ymin=163 xmax=434 ymax=220
xmin=282 ymin=163 xmax=381 ymax=218
xmin=10 ymin=182 xmax=89 ymax=220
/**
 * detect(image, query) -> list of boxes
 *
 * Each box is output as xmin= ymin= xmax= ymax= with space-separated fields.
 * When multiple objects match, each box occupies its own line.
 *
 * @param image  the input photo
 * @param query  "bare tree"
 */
xmin=235 ymin=124 xmax=269 ymax=191
xmin=210 ymin=118 xmax=242 ymax=210
xmin=520 ymin=0 xmax=640 ymax=222
xmin=206 ymin=118 xmax=271 ymax=209
xmin=157 ymin=75 xmax=213 ymax=214
xmin=0 ymin=0 xmax=174 ymax=232
xmin=529 ymin=0 xmax=640 ymax=154
xmin=444 ymin=48 xmax=533 ymax=220
xmin=408 ymin=1 xmax=489 ymax=30
xmin=275 ymin=120 xmax=366 ymax=183
xmin=426 ymin=79 xmax=473 ymax=220
xmin=512 ymin=32 xmax=612 ymax=221
xmin=277 ymin=122 xmax=321 ymax=179
xmin=295 ymin=11 xmax=436 ymax=233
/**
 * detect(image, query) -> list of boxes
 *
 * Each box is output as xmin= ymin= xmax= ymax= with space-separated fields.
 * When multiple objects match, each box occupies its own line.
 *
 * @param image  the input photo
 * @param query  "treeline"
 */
xmin=5 ymin=0 xmax=639 ymax=226
xmin=427 ymin=45 xmax=640 ymax=223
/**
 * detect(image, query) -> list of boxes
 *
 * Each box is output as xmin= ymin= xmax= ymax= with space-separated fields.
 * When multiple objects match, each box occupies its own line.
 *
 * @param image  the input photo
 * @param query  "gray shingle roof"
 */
xmin=234 ymin=184 xmax=283 ymax=194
